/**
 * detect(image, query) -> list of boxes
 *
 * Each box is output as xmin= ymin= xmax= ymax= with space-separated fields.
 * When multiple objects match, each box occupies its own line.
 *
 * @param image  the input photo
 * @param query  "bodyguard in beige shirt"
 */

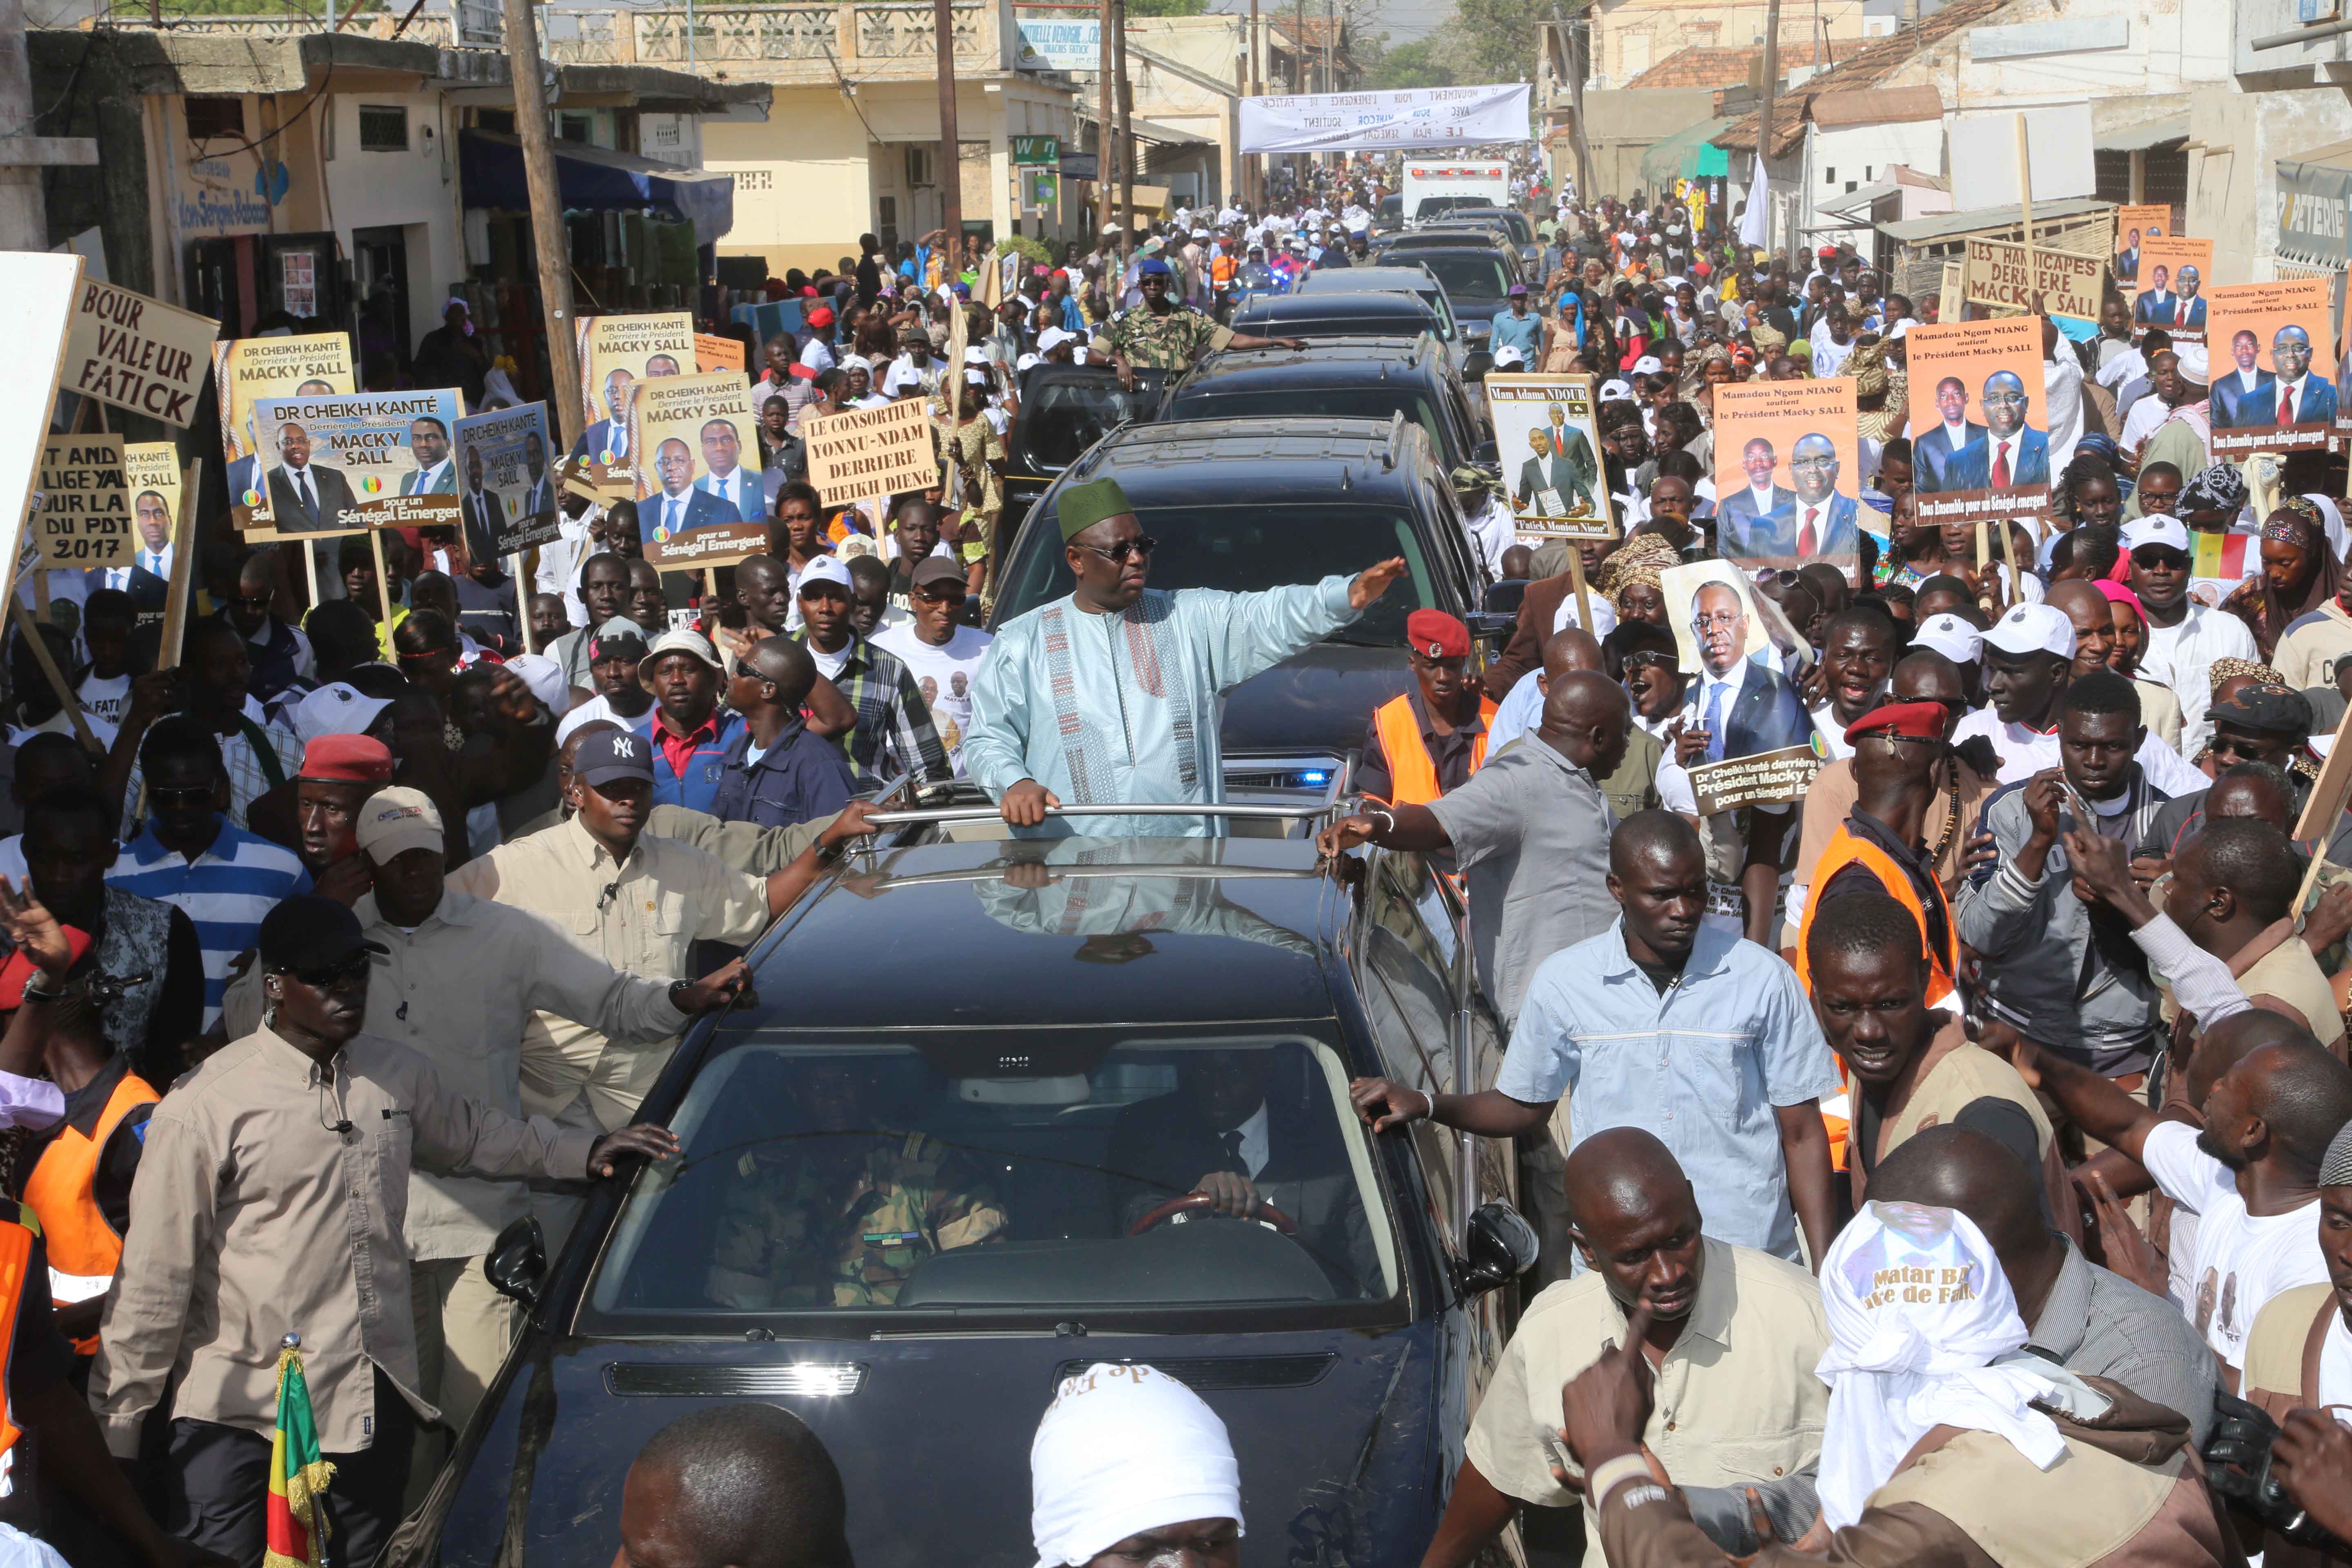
xmin=1419 ymin=1129 xmax=1829 ymax=1568
xmin=443 ymin=727 xmax=873 ymax=1133
xmin=218 ymin=787 xmax=752 ymax=1471
xmin=91 ymin=895 xmax=679 ymax=1568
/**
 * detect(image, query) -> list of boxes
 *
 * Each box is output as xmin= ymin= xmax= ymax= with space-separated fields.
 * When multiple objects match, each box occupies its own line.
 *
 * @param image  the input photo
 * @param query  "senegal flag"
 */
xmin=265 ymin=1343 xmax=336 ymax=1568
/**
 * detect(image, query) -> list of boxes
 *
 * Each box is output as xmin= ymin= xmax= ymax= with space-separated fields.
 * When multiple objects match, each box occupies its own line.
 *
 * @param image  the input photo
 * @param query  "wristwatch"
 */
xmin=668 ymin=979 xmax=695 ymax=1011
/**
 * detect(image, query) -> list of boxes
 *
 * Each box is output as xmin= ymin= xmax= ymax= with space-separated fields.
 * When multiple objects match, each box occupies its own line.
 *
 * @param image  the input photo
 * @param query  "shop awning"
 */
xmin=2096 ymin=113 xmax=2189 ymax=152
xmin=460 ymin=129 xmax=736 ymax=248
xmin=1637 ymin=117 xmax=1733 ymax=188
xmin=1076 ymin=109 xmax=1216 ymax=147
xmin=2276 ymin=139 xmax=2352 ymax=268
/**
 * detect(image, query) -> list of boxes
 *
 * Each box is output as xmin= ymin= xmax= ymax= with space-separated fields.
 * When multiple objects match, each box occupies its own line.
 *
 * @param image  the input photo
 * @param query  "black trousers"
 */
xmin=163 ymin=1370 xmax=416 ymax=1568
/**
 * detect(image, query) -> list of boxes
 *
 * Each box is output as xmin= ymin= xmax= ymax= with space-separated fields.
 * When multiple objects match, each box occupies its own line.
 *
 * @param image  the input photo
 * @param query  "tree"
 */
xmin=1360 ymin=36 xmax=1460 ymax=89
xmin=1125 ymin=0 xmax=1208 ymax=13
xmin=1450 ymin=0 xmax=1547 ymax=85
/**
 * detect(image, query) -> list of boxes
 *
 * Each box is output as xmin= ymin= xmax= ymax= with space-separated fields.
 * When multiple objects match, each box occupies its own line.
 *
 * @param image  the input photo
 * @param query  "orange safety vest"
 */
xmin=1795 ymin=824 xmax=1959 ymax=1006
xmin=0 ymin=1221 xmax=29 ymax=1460
xmin=1371 ymin=692 xmax=1498 ymax=807
xmin=24 ymin=1069 xmax=158 ymax=1356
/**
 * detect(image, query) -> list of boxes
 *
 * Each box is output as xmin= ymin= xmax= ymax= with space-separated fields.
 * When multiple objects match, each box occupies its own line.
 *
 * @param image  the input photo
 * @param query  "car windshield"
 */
xmin=1017 ymin=376 xmax=1164 ymax=472
xmin=581 ymin=1029 xmax=1401 ymax=1327
xmin=1167 ymin=387 xmax=1449 ymax=464
xmin=994 ymin=502 xmax=1436 ymax=645
xmin=1416 ymin=253 xmax=1511 ymax=304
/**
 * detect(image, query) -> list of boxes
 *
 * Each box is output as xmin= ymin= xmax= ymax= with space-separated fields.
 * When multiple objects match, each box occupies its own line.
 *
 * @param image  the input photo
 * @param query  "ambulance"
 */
xmin=1399 ymin=162 xmax=1511 ymax=225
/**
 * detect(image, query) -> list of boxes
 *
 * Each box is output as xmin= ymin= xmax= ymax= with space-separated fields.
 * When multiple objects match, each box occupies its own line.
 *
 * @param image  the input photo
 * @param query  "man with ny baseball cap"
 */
xmin=1359 ymin=610 xmax=1497 ymax=807
xmin=215 ymin=778 xmax=755 ymax=1476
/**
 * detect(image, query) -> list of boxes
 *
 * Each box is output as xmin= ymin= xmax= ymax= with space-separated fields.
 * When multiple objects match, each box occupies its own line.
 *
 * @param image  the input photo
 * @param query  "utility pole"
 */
xmin=1113 ymin=0 xmax=1133 ymax=228
xmin=1247 ymin=0 xmax=1261 ymax=206
xmin=1097 ymin=0 xmax=1115 ymax=235
xmin=501 ymin=0 xmax=582 ymax=449
xmin=1551 ymin=4 xmax=1592 ymax=206
xmin=1756 ymin=0 xmax=1781 ymax=255
xmin=935 ymin=0 xmax=962 ymax=249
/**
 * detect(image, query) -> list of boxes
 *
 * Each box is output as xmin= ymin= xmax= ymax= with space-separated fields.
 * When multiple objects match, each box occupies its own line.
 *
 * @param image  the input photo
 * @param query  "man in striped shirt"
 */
xmin=106 ymin=717 xmax=307 ymax=1027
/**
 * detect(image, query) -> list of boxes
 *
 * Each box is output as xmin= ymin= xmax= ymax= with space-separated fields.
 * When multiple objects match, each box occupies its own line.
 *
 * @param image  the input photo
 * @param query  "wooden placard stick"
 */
xmin=158 ymin=458 xmax=203 ymax=669
xmin=512 ymin=553 xmax=535 ymax=655
xmin=2290 ymin=697 xmax=2352 ymax=920
xmin=1568 ymin=546 xmax=1594 ymax=637
xmin=368 ymin=529 xmax=396 ymax=634
xmin=11 ymin=601 xmax=95 ymax=754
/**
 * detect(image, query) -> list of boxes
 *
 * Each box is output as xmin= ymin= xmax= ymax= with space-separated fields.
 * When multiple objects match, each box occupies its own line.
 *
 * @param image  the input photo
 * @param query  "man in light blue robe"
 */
xmin=966 ymin=476 xmax=1407 ymax=836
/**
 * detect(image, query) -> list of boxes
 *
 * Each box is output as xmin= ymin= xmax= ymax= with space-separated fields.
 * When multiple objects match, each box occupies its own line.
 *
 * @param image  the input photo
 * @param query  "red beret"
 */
xmin=300 ymin=734 xmax=395 ymax=784
xmin=1842 ymin=699 xmax=1951 ymax=746
xmin=0 ymin=925 xmax=92 ymax=1009
xmin=1405 ymin=609 xmax=1470 ymax=661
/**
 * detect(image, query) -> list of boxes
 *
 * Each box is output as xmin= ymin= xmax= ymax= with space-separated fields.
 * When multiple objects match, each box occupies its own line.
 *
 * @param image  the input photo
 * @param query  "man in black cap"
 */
xmin=94 ymin=894 xmax=679 ymax=1568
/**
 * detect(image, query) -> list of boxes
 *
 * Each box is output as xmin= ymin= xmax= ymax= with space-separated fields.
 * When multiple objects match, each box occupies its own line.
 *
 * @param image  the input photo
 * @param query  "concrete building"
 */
xmin=1586 ymin=0 xmax=1871 ymax=91
xmin=532 ymin=0 xmax=1080 ymax=277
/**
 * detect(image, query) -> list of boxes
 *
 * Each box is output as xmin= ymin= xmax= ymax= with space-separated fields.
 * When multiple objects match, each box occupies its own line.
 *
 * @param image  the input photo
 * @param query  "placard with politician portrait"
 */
xmin=628 ymin=370 xmax=769 ymax=570
xmin=2203 ymin=278 xmax=2337 ymax=455
xmin=1903 ymin=318 xmax=2051 ymax=523
xmin=453 ymin=403 xmax=562 ymax=564
xmin=1711 ymin=379 xmax=1864 ymax=575
xmin=247 ymin=388 xmax=466 ymax=534
xmin=2115 ymin=205 xmax=2169 ymax=287
xmin=1483 ymin=373 xmax=1615 ymax=542
xmin=2132 ymin=235 xmax=2212 ymax=331
xmin=211 ymin=332 xmax=354 ymax=528
xmin=1659 ymin=559 xmax=1818 ymax=809
xmin=577 ymin=312 xmax=696 ymax=489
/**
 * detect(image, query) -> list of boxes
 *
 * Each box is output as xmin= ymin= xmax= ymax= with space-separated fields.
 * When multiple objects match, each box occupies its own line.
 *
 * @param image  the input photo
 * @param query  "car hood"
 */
xmin=431 ymin=1323 xmax=1448 ymax=1568
xmin=1219 ymin=640 xmax=1413 ymax=756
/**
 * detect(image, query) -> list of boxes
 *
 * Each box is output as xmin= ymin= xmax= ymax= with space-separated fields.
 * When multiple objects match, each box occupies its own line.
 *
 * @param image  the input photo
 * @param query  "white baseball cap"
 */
xmin=1492 ymin=345 xmax=1526 ymax=368
xmin=797 ymin=555 xmax=853 ymax=593
xmin=1911 ymin=612 xmax=1983 ymax=667
xmin=1599 ymin=378 xmax=1633 ymax=401
xmin=1982 ymin=601 xmax=2076 ymax=661
xmin=1038 ymin=327 xmax=1074 ymax=353
xmin=2120 ymin=515 xmax=2191 ymax=556
xmin=290 ymin=681 xmax=392 ymax=744
xmin=1631 ymin=355 xmax=1663 ymax=375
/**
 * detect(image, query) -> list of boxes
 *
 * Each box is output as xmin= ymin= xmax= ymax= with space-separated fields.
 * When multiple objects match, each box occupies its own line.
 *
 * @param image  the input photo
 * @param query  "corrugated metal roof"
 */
xmin=1714 ymin=0 xmax=2013 ymax=156
xmin=1876 ymin=195 xmax=2111 ymax=243
xmin=1811 ymin=83 xmax=1943 ymax=128
xmin=2097 ymin=113 xmax=2189 ymax=152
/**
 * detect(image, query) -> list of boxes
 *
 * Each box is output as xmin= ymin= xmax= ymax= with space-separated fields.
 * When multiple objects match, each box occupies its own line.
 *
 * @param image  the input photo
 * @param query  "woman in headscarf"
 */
xmin=1848 ymin=339 xmax=1903 ymax=443
xmin=1591 ymin=532 xmax=1677 ymax=627
xmin=2230 ymin=501 xmax=2341 ymax=659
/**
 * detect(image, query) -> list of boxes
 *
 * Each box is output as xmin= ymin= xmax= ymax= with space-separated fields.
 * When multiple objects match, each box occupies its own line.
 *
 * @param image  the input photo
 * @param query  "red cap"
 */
xmin=806 ymin=306 xmax=835 ymax=329
xmin=1842 ymin=699 xmax=1951 ymax=746
xmin=300 ymin=734 xmax=395 ymax=783
xmin=1405 ymin=609 xmax=1470 ymax=660
xmin=788 ymin=363 xmax=817 ymax=381
xmin=0 ymin=926 xmax=92 ymax=1009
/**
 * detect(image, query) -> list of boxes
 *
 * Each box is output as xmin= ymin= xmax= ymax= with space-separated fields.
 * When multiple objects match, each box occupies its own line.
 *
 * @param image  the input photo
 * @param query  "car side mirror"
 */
xmin=1453 ymin=1201 xmax=1538 ymax=1298
xmin=484 ymin=1216 xmax=548 ymax=1306
xmin=1464 ymin=610 xmax=1517 ymax=646
xmin=1482 ymin=580 xmax=1527 ymax=617
xmin=1463 ymin=351 xmax=1494 ymax=382
xmin=1471 ymin=440 xmax=1499 ymax=467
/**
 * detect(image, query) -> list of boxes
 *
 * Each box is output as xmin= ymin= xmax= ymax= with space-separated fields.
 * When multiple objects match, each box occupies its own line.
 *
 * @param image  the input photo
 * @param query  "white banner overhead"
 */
xmin=1238 ymin=85 xmax=1532 ymax=154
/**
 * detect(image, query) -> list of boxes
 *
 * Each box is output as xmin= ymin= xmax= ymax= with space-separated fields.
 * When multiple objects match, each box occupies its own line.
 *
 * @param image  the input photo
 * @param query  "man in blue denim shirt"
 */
xmin=710 ymin=637 xmax=856 ymax=831
xmin=1350 ymin=810 xmax=1840 ymax=1265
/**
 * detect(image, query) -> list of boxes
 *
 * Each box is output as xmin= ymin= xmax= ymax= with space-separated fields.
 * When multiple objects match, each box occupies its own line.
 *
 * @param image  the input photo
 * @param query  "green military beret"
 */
xmin=1057 ymin=477 xmax=1134 ymax=543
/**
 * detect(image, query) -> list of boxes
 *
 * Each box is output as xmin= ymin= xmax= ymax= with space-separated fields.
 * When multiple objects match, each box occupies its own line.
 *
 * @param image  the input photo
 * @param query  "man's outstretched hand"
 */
xmin=1350 ymin=557 xmax=1411 ymax=610
xmin=587 ymin=1123 xmax=680 ymax=1178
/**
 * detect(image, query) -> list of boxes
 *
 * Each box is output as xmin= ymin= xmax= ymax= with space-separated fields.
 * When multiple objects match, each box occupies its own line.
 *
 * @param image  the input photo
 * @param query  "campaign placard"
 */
xmin=1711 ymin=379 xmax=1864 ymax=575
xmin=628 ymin=370 xmax=769 ymax=570
xmin=695 ymin=332 xmax=747 ymax=375
xmin=122 ymin=441 xmax=183 ymax=587
xmin=576 ymin=312 xmax=696 ymax=489
xmin=2114 ymin=205 xmax=2170 ymax=288
xmin=212 ymin=333 xmax=354 ymax=527
xmin=2204 ymin=278 xmax=2338 ymax=456
xmin=1962 ymin=239 xmax=2104 ymax=323
xmin=1484 ymin=373 xmax=1614 ymax=543
xmin=61 ymin=282 xmax=218 ymax=428
xmin=247 ymin=388 xmax=466 ymax=533
xmin=36 ymin=436 xmax=129 ymax=570
xmin=804 ymin=399 xmax=938 ymax=507
xmin=0 ymin=252 xmax=82 ymax=609
xmin=2132 ymin=235 xmax=2212 ymax=331
xmin=1660 ymin=559 xmax=1816 ymax=795
xmin=1903 ymin=318 xmax=2052 ymax=523
xmin=453 ymin=402 xmax=562 ymax=562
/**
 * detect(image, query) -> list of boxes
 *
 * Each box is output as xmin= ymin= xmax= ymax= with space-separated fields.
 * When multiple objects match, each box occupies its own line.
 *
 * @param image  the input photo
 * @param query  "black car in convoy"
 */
xmin=1159 ymin=336 xmax=1494 ymax=477
xmin=392 ymin=800 xmax=1536 ymax=1568
xmin=1000 ymin=362 xmax=1166 ymax=530
xmin=987 ymin=415 xmax=1498 ymax=757
xmin=1365 ymin=248 xmax=1516 ymax=351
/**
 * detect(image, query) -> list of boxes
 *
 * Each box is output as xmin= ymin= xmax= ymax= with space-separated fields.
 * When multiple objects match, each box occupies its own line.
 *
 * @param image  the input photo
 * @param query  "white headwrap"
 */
xmin=1030 ymin=1363 xmax=1243 ymax=1568
xmin=1814 ymin=1203 xmax=2110 ymax=1531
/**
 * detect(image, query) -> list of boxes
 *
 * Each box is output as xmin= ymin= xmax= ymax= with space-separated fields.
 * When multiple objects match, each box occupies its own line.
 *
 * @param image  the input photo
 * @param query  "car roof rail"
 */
xmin=862 ymin=801 xmax=1336 ymax=828
xmin=1383 ymin=410 xmax=1405 ymax=470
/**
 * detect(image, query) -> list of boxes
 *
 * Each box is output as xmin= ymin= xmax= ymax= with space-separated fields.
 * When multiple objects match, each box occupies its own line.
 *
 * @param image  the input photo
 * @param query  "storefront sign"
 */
xmin=61 ymin=281 xmax=218 ymax=427
xmin=1011 ymin=136 xmax=1062 ymax=166
xmin=180 ymin=152 xmax=275 ymax=238
xmin=1013 ymin=19 xmax=1100 ymax=71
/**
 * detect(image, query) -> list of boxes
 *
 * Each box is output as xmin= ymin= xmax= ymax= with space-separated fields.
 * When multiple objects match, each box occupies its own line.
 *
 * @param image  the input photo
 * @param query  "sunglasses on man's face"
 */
xmin=288 ymin=951 xmax=372 ymax=989
xmin=147 ymin=784 xmax=215 ymax=810
xmin=1075 ymin=535 xmax=1157 ymax=564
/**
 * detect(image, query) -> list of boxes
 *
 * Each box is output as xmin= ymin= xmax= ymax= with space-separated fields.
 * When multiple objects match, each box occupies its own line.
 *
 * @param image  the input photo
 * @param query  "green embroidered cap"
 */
xmin=1056 ymin=477 xmax=1134 ymax=543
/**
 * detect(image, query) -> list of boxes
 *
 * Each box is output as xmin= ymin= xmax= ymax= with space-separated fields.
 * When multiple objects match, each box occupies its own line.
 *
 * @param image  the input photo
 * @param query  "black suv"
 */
xmin=1159 ymin=335 xmax=1494 ymax=477
xmin=988 ymin=415 xmax=1497 ymax=755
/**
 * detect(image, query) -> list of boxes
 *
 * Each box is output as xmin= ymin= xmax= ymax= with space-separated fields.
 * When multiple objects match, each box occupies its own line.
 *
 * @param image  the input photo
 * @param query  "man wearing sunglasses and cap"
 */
xmin=967 ymin=477 xmax=1407 ymax=836
xmin=94 ymin=892 xmax=683 ymax=1568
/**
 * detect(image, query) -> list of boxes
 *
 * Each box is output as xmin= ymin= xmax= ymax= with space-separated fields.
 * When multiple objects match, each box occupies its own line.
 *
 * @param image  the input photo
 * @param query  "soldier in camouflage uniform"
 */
xmin=704 ymin=1069 xmax=1007 ymax=1309
xmin=1096 ymin=256 xmax=1306 ymax=392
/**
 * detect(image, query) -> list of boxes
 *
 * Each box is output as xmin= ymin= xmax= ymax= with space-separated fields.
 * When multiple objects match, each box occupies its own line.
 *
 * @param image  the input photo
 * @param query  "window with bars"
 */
xmin=186 ymin=98 xmax=244 ymax=140
xmin=359 ymin=105 xmax=409 ymax=151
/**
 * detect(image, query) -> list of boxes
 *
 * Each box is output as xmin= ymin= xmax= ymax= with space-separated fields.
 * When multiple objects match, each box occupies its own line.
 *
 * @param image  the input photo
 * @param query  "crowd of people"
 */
xmin=0 ymin=147 xmax=2349 ymax=1568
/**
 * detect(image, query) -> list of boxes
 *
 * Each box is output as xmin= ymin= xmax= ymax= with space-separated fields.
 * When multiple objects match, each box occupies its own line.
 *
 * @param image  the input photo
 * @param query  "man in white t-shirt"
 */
xmin=1996 ymin=1021 xmax=2352 ymax=1382
xmin=874 ymin=557 xmax=992 ymax=775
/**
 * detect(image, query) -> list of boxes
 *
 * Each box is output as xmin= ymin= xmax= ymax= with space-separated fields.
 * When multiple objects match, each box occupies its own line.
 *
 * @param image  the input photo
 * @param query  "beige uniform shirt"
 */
xmin=1464 ymin=1236 xmax=1830 ymax=1568
xmin=2237 ymin=931 xmax=2347 ymax=1052
xmin=218 ymin=888 xmax=690 ymax=1260
xmin=90 ymin=1025 xmax=595 ymax=1456
xmin=445 ymin=815 xmax=769 ymax=1128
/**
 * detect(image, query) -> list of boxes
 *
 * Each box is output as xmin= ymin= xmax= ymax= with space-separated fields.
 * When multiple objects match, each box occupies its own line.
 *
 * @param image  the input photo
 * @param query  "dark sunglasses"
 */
xmin=287 ymin=951 xmax=372 ymax=989
xmin=147 ymin=785 xmax=216 ymax=809
xmin=1075 ymin=535 xmax=1157 ymax=564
